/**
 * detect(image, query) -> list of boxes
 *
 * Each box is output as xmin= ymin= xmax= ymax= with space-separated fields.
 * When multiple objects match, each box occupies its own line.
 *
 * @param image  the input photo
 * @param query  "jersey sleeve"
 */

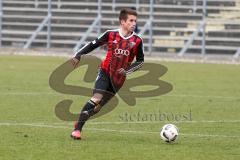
xmin=74 ymin=31 xmax=109 ymax=60
xmin=125 ymin=39 xmax=144 ymax=75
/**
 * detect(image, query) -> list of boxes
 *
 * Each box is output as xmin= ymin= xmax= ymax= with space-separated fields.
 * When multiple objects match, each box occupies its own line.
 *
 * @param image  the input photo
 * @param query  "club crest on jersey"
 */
xmin=114 ymin=48 xmax=130 ymax=57
xmin=130 ymin=42 xmax=136 ymax=48
xmin=113 ymin=40 xmax=118 ymax=44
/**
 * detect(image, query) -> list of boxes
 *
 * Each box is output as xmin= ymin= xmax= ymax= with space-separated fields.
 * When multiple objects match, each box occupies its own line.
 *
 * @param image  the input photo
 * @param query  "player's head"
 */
xmin=119 ymin=8 xmax=137 ymax=33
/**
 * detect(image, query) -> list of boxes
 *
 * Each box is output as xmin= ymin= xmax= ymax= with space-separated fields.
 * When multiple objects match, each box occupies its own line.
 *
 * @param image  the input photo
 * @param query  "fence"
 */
xmin=0 ymin=0 xmax=239 ymax=59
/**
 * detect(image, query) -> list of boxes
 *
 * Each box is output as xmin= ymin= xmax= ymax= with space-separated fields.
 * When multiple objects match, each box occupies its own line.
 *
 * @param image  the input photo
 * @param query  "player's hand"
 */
xmin=117 ymin=68 xmax=126 ymax=76
xmin=70 ymin=57 xmax=80 ymax=68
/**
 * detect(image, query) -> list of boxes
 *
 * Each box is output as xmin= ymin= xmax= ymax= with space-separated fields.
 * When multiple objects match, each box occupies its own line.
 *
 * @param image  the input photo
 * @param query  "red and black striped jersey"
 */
xmin=74 ymin=29 xmax=144 ymax=75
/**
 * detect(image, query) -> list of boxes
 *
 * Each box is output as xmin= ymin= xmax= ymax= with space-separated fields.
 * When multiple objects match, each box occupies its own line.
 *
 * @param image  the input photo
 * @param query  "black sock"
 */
xmin=76 ymin=100 xmax=97 ymax=131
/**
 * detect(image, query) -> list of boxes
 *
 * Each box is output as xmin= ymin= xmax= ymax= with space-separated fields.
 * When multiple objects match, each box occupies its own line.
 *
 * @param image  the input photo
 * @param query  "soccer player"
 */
xmin=70 ymin=8 xmax=144 ymax=140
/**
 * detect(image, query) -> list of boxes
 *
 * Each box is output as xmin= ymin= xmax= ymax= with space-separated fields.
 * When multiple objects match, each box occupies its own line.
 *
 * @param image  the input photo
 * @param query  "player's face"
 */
xmin=121 ymin=15 xmax=137 ymax=33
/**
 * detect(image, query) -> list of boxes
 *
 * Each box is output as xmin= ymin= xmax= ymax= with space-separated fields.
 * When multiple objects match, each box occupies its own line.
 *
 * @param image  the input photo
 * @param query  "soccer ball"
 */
xmin=160 ymin=124 xmax=179 ymax=142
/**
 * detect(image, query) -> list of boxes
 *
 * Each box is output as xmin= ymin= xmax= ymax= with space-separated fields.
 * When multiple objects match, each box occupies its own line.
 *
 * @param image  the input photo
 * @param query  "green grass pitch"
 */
xmin=0 ymin=55 xmax=240 ymax=160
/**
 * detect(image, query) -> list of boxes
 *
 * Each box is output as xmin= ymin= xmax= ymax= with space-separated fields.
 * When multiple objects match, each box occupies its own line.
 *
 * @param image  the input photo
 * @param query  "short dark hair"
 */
xmin=119 ymin=8 xmax=138 ymax=22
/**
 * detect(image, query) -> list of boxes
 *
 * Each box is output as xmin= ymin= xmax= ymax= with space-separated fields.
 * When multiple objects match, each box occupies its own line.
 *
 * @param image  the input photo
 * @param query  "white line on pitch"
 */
xmin=1 ymin=120 xmax=240 ymax=128
xmin=84 ymin=128 xmax=239 ymax=138
xmin=0 ymin=92 xmax=239 ymax=100
xmin=86 ymin=120 xmax=240 ymax=124
xmin=49 ymin=120 xmax=240 ymax=125
xmin=0 ymin=92 xmax=57 ymax=95
xmin=0 ymin=122 xmax=239 ymax=139
xmin=164 ymin=94 xmax=240 ymax=100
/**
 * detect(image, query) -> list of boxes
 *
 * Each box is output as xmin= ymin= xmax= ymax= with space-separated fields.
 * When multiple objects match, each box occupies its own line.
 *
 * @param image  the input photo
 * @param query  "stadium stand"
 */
xmin=1 ymin=0 xmax=240 ymax=55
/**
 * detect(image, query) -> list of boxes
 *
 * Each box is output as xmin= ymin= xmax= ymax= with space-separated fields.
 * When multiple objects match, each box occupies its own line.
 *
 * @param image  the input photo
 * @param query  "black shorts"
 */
xmin=93 ymin=69 xmax=117 ymax=95
xmin=93 ymin=69 xmax=118 ymax=106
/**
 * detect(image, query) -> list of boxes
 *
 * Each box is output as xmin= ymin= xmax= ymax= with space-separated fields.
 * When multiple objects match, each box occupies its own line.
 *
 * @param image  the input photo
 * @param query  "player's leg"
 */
xmin=75 ymin=93 xmax=103 ymax=131
xmin=71 ymin=69 xmax=113 ymax=139
xmin=71 ymin=93 xmax=103 ymax=140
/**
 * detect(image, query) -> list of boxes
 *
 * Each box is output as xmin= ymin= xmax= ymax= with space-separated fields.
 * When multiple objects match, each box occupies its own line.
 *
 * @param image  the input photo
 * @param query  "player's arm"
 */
xmin=125 ymin=40 xmax=144 ymax=75
xmin=71 ymin=31 xmax=109 ymax=67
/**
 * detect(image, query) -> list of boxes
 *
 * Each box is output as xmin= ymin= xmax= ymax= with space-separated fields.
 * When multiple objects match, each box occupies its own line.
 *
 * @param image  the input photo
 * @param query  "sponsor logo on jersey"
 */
xmin=114 ymin=48 xmax=130 ymax=57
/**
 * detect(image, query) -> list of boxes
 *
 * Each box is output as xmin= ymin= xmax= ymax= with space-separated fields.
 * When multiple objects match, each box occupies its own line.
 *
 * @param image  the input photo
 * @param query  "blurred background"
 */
xmin=0 ymin=2 xmax=240 ymax=159
xmin=0 ymin=0 xmax=239 ymax=62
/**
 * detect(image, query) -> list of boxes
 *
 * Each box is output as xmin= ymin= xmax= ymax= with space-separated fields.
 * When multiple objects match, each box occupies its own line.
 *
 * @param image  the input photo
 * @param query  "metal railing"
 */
xmin=201 ymin=0 xmax=207 ymax=55
xmin=0 ymin=0 xmax=239 ymax=58
xmin=137 ymin=0 xmax=153 ymax=54
xmin=73 ymin=16 xmax=101 ymax=52
xmin=233 ymin=48 xmax=240 ymax=60
xmin=0 ymin=0 xmax=2 ymax=47
xmin=178 ymin=21 xmax=205 ymax=56
xmin=0 ymin=0 xmax=210 ymax=54
xmin=178 ymin=0 xmax=207 ymax=56
xmin=73 ymin=0 xmax=102 ymax=52
xmin=193 ymin=0 xmax=197 ymax=14
xmin=112 ymin=0 xmax=140 ymax=12
xmin=24 ymin=0 xmax=52 ymax=49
